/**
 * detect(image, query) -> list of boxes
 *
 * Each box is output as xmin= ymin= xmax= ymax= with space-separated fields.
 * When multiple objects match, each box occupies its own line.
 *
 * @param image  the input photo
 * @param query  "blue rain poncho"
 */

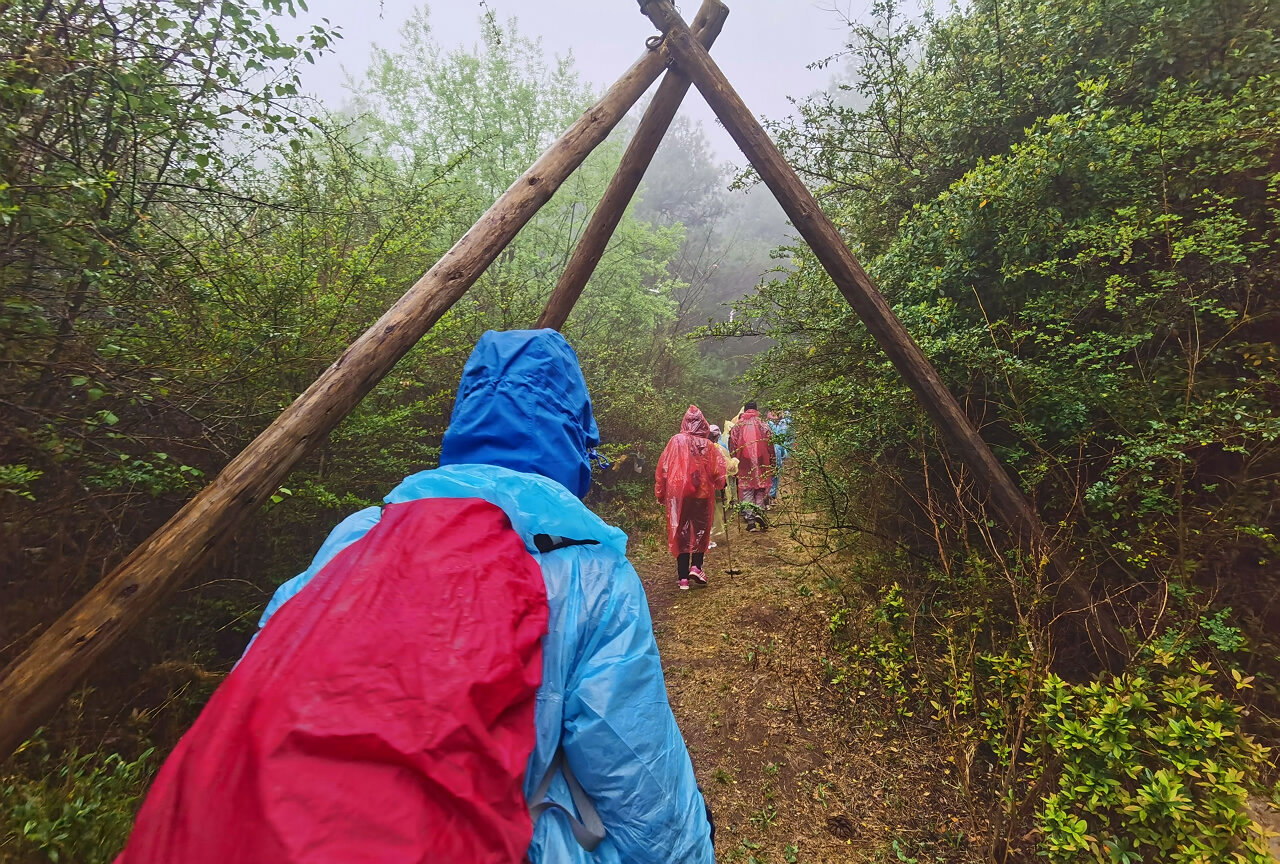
xmin=255 ymin=329 xmax=713 ymax=863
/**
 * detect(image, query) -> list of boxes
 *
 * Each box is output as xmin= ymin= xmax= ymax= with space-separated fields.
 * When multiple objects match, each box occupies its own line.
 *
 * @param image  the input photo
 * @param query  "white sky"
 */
xmin=297 ymin=0 xmax=866 ymax=162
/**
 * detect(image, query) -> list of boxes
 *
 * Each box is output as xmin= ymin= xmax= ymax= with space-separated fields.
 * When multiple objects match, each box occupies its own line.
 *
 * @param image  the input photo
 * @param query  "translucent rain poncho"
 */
xmin=654 ymin=405 xmax=727 ymax=555
xmin=116 ymin=331 xmax=713 ymax=864
xmin=728 ymin=408 xmax=773 ymax=490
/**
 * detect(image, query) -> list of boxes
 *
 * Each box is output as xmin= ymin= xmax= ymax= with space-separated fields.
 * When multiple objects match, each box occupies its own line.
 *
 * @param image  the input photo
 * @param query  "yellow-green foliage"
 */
xmin=735 ymin=0 xmax=1279 ymax=852
xmin=1035 ymin=666 xmax=1271 ymax=862
xmin=2 ymin=738 xmax=154 ymax=863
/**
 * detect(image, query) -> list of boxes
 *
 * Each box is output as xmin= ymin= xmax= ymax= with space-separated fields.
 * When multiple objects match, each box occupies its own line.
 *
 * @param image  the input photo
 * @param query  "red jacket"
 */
xmin=729 ymin=410 xmax=773 ymax=490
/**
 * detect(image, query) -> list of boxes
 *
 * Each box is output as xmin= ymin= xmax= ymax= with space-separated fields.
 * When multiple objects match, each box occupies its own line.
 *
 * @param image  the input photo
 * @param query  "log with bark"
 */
xmin=0 ymin=0 xmax=730 ymax=760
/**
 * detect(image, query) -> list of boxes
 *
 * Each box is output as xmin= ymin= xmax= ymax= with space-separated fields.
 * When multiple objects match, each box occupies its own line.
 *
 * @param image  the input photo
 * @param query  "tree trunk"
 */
xmin=635 ymin=0 xmax=1127 ymax=663
xmin=537 ymin=3 xmax=729 ymax=330
xmin=0 ymin=0 xmax=729 ymax=760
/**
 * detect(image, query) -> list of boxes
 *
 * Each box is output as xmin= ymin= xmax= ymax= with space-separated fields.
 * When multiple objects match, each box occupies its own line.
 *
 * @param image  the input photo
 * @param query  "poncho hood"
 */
xmin=440 ymin=329 xmax=600 ymax=499
xmin=680 ymin=405 xmax=710 ymax=437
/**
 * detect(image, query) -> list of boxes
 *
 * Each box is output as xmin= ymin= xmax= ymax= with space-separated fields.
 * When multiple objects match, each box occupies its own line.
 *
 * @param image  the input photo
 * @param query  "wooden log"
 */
xmin=536 ymin=4 xmax=728 ymax=331
xmin=635 ymin=0 xmax=1127 ymax=660
xmin=0 ymin=0 xmax=730 ymax=760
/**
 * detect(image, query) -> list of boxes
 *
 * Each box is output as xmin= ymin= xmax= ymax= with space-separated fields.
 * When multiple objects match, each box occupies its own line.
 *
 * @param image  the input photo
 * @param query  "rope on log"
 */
xmin=537 ymin=2 xmax=728 ymax=331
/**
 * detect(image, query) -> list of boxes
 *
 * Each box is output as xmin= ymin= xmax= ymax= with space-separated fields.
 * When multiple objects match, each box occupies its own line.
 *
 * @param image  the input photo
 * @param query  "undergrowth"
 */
xmin=1 ymin=734 xmax=153 ymax=863
xmin=820 ymin=564 xmax=1280 ymax=861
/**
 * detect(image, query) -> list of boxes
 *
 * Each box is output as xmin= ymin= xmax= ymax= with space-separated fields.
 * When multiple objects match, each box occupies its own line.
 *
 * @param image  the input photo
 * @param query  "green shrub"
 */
xmin=1034 ymin=664 xmax=1272 ymax=862
xmin=2 ymin=739 xmax=153 ymax=863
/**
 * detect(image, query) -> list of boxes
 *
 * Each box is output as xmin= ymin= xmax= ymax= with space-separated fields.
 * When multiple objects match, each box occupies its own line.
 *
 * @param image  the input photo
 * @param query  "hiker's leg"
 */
xmin=677 ymin=552 xmax=690 ymax=580
xmin=746 ymin=488 xmax=768 ymax=528
xmin=687 ymin=547 xmax=708 ymax=586
xmin=687 ymin=549 xmax=707 ymax=586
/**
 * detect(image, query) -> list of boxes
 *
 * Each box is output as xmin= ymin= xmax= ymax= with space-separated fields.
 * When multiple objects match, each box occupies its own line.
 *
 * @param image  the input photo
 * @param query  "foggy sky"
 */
xmin=297 ymin=0 xmax=866 ymax=162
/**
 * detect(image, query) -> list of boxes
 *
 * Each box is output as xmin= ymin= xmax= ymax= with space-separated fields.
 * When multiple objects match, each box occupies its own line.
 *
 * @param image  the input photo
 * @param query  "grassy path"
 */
xmin=634 ymin=493 xmax=983 ymax=864
xmin=634 ymin=493 xmax=1280 ymax=864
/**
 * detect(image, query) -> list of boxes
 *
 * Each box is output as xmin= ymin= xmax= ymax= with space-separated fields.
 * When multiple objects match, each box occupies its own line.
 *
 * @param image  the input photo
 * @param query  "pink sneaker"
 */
xmin=688 ymin=565 xmax=707 ymax=587
xmin=679 ymin=578 xmax=690 ymax=591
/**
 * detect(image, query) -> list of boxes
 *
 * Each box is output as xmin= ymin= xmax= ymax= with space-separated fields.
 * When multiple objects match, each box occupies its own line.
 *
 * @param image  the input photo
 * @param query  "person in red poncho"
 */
xmin=729 ymin=400 xmax=773 ymax=531
xmin=655 ymin=405 xmax=727 ymax=590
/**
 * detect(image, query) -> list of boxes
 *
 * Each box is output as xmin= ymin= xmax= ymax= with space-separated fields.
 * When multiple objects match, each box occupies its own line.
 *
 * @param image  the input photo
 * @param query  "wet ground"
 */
xmin=635 ymin=492 xmax=988 ymax=864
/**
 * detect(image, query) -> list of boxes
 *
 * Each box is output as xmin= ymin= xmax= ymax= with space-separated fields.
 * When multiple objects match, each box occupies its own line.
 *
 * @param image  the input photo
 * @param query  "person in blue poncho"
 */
xmin=117 ymin=329 xmax=714 ymax=864
xmin=767 ymin=409 xmax=793 ymax=504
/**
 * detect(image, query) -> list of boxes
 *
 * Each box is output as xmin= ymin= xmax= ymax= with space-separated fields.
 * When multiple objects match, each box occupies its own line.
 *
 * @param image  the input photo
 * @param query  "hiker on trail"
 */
xmin=729 ymin=400 xmax=773 ymax=531
xmin=706 ymin=424 xmax=738 ymax=547
xmin=723 ymin=406 xmax=745 ymax=451
xmin=116 ymin=330 xmax=715 ymax=864
xmin=655 ymin=405 xmax=727 ymax=591
xmin=767 ymin=409 xmax=793 ymax=505
xmin=724 ymin=409 xmax=739 ymax=440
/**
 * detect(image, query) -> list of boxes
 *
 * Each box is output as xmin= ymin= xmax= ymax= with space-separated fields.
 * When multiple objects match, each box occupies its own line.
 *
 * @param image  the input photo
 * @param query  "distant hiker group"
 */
xmin=655 ymin=400 xmax=793 ymax=590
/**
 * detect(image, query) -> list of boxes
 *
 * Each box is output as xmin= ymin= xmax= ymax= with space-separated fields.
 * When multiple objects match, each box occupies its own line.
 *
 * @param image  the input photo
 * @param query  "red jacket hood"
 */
xmin=681 ymin=405 xmax=710 ymax=438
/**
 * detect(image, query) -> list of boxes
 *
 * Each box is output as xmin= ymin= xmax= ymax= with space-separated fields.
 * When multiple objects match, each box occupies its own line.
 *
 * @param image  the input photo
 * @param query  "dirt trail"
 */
xmin=635 ymin=492 xmax=982 ymax=864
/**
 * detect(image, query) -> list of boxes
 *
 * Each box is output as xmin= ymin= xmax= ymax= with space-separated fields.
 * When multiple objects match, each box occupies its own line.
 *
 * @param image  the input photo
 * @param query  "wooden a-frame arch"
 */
xmin=0 ymin=0 xmax=1124 ymax=759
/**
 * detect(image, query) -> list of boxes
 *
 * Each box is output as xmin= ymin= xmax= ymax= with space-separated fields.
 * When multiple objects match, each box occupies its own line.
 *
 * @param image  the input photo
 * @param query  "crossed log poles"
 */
xmin=0 ymin=0 xmax=1123 ymax=759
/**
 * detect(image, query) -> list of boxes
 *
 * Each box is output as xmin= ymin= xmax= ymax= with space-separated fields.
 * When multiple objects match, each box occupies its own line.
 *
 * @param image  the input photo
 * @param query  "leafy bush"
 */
xmin=2 ymin=738 xmax=154 ymax=863
xmin=735 ymin=0 xmax=1279 ymax=851
xmin=819 ymin=576 xmax=1275 ymax=858
xmin=1034 ymin=665 xmax=1272 ymax=862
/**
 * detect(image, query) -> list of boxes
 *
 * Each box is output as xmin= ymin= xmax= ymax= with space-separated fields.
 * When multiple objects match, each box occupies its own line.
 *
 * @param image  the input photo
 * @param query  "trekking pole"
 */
xmin=722 ymin=494 xmax=742 ymax=575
